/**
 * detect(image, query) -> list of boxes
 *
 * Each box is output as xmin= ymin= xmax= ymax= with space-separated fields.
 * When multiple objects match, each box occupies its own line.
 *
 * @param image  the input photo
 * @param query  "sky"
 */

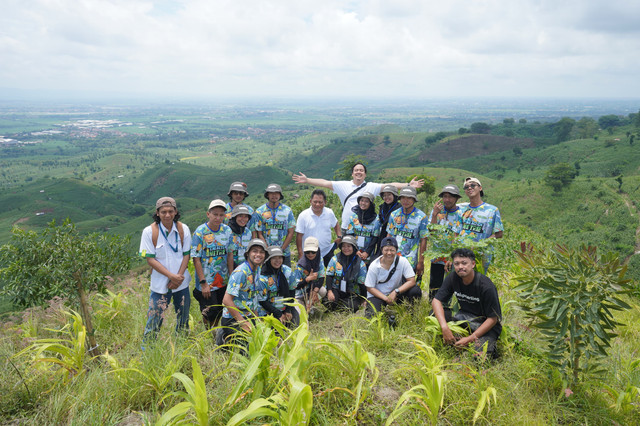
xmin=1 ymin=0 xmax=640 ymax=100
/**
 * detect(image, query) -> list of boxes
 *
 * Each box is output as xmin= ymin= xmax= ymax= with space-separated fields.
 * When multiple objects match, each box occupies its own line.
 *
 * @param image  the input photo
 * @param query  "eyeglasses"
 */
xmin=304 ymin=251 xmax=317 ymax=255
xmin=463 ymin=184 xmax=478 ymax=190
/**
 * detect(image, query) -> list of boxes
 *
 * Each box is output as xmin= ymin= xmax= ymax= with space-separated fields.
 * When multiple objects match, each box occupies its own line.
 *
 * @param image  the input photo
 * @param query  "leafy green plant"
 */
xmin=15 ymin=309 xmax=91 ymax=384
xmin=513 ymin=244 xmax=633 ymax=386
xmin=94 ymin=289 xmax=127 ymax=321
xmin=423 ymin=224 xmax=494 ymax=276
xmin=473 ymin=386 xmax=497 ymax=424
xmin=226 ymin=377 xmax=313 ymax=426
xmin=155 ymin=357 xmax=209 ymax=426
xmin=423 ymin=315 xmax=469 ymax=346
xmin=387 ymin=339 xmax=446 ymax=425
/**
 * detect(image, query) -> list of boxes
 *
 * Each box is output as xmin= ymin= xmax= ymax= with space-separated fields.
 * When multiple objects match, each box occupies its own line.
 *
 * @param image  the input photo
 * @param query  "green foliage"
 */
xmin=470 ymin=122 xmax=491 ymax=134
xmin=543 ymin=162 xmax=576 ymax=192
xmin=423 ymin=224 xmax=494 ymax=275
xmin=333 ymin=154 xmax=368 ymax=180
xmin=406 ymin=173 xmax=435 ymax=196
xmin=554 ymin=117 xmax=575 ymax=142
xmin=513 ymin=245 xmax=633 ymax=386
xmin=156 ymin=357 xmax=210 ymax=426
xmin=0 ymin=219 xmax=132 ymax=307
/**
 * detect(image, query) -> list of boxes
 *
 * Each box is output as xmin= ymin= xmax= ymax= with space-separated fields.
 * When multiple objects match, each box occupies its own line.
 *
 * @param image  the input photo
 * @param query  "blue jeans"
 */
xmin=143 ymin=287 xmax=191 ymax=341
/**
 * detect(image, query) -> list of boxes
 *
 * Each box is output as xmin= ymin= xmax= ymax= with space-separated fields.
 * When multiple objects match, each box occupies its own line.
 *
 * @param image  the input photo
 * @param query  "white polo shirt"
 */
xmin=295 ymin=207 xmax=338 ymax=257
xmin=332 ymin=180 xmax=382 ymax=229
xmin=365 ymin=255 xmax=415 ymax=298
xmin=139 ymin=222 xmax=192 ymax=294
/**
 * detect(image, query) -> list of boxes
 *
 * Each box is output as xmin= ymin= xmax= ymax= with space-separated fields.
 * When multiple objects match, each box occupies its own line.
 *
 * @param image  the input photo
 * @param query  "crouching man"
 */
xmin=432 ymin=248 xmax=502 ymax=357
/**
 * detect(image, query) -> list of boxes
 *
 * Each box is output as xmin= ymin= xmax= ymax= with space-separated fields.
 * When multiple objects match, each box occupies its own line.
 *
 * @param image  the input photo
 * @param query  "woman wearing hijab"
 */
xmin=324 ymin=235 xmax=368 ymax=313
xmin=257 ymin=246 xmax=299 ymax=327
xmin=228 ymin=205 xmax=253 ymax=269
xmin=345 ymin=192 xmax=381 ymax=263
xmin=375 ymin=185 xmax=401 ymax=257
xmin=292 ymin=236 xmax=326 ymax=312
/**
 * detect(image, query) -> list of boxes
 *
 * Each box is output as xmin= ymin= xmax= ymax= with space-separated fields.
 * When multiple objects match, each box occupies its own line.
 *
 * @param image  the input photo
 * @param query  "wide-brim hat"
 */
xmin=398 ymin=186 xmax=418 ymax=201
xmin=228 ymin=181 xmax=249 ymax=197
xmin=266 ymin=246 xmax=285 ymax=263
xmin=357 ymin=191 xmax=375 ymax=204
xmin=245 ymin=238 xmax=268 ymax=259
xmin=231 ymin=204 xmax=252 ymax=218
xmin=340 ymin=235 xmax=359 ymax=251
xmin=438 ymin=184 xmax=461 ymax=199
xmin=264 ymin=183 xmax=284 ymax=200
xmin=380 ymin=185 xmax=398 ymax=197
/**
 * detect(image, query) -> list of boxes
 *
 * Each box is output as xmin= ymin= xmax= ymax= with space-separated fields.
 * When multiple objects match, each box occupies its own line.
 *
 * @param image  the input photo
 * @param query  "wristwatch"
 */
xmin=395 ymin=288 xmax=400 ymax=294
xmin=200 ymin=279 xmax=206 ymax=285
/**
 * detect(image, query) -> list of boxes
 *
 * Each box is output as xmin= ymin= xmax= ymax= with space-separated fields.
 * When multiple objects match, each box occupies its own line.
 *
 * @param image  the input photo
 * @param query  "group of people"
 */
xmin=139 ymin=162 xmax=504 ymax=356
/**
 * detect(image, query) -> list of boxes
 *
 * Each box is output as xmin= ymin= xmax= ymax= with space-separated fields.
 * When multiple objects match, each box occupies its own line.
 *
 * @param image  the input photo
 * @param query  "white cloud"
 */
xmin=0 ymin=0 xmax=639 ymax=98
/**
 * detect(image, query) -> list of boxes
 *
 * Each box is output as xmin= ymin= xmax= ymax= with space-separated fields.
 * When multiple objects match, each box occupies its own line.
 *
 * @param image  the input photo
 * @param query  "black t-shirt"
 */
xmin=434 ymin=271 xmax=502 ymax=338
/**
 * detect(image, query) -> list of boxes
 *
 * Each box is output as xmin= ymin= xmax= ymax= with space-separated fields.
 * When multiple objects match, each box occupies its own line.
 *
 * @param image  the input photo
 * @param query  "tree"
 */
xmin=470 ymin=122 xmax=491 ymax=134
xmin=544 ymin=162 xmax=576 ymax=192
xmin=554 ymin=117 xmax=575 ymax=142
xmin=405 ymin=174 xmax=435 ymax=196
xmin=333 ymin=154 xmax=368 ymax=180
xmin=598 ymin=114 xmax=622 ymax=130
xmin=0 ymin=219 xmax=132 ymax=356
xmin=574 ymin=117 xmax=598 ymax=139
xmin=458 ymin=127 xmax=469 ymax=135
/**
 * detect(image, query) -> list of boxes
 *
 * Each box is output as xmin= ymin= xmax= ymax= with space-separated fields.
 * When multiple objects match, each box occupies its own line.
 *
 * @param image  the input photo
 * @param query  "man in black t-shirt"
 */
xmin=432 ymin=248 xmax=502 ymax=357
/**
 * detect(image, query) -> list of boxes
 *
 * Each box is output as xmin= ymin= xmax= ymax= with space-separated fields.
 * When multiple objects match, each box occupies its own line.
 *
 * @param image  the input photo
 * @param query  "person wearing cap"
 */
xmin=295 ymin=189 xmax=342 ymax=267
xmin=432 ymin=248 xmax=502 ymax=358
xmin=292 ymin=236 xmax=327 ymax=312
xmin=374 ymin=184 xmax=401 ymax=256
xmin=292 ymin=162 xmax=425 ymax=233
xmin=256 ymin=246 xmax=299 ymax=327
xmin=427 ymin=184 xmax=464 ymax=298
xmin=386 ymin=186 xmax=429 ymax=276
xmin=139 ymin=197 xmax=192 ymax=341
xmin=345 ymin=191 xmax=381 ymax=262
xmin=191 ymin=199 xmax=235 ymax=328
xmin=255 ymin=183 xmax=296 ymax=267
xmin=229 ymin=205 xmax=253 ymax=268
xmin=324 ymin=235 xmax=368 ymax=313
xmin=364 ymin=237 xmax=421 ymax=318
xmin=459 ymin=177 xmax=504 ymax=271
xmin=220 ymin=239 xmax=268 ymax=343
xmin=225 ymin=181 xmax=257 ymax=237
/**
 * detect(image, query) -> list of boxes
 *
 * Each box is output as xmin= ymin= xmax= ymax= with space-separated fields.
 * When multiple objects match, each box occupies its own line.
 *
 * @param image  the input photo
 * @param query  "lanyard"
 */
xmin=379 ymin=202 xmax=398 ymax=224
xmin=398 ymin=206 xmax=415 ymax=228
xmin=343 ymin=256 xmax=356 ymax=279
xmin=160 ymin=223 xmax=179 ymax=253
xmin=267 ymin=204 xmax=279 ymax=226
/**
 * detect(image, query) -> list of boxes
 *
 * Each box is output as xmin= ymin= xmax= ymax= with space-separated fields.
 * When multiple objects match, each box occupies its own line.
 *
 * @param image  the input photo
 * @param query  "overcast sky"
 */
xmin=2 ymin=0 xmax=639 ymax=100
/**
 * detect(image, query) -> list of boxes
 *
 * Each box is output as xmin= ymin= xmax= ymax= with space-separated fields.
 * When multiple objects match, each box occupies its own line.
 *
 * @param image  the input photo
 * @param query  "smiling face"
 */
xmin=341 ymin=243 xmax=354 ymax=256
xmin=351 ymin=164 xmax=366 ymax=183
xmin=157 ymin=206 xmax=177 ymax=227
xmin=235 ymin=214 xmax=250 ymax=227
xmin=382 ymin=192 xmax=395 ymax=204
xmin=304 ymin=250 xmax=318 ymax=260
xmin=399 ymin=196 xmax=415 ymax=210
xmin=310 ymin=194 xmax=325 ymax=215
xmin=269 ymin=256 xmax=284 ymax=269
xmin=441 ymin=193 xmax=458 ymax=210
xmin=247 ymin=246 xmax=266 ymax=267
xmin=381 ymin=245 xmax=397 ymax=261
xmin=358 ymin=197 xmax=371 ymax=210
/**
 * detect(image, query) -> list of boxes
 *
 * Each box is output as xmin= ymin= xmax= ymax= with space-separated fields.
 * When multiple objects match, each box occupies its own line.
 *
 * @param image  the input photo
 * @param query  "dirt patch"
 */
xmin=13 ymin=217 xmax=29 ymax=225
xmin=417 ymin=134 xmax=536 ymax=163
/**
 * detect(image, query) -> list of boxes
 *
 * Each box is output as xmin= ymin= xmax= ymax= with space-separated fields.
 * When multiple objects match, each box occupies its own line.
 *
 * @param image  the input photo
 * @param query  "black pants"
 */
xmin=193 ymin=286 xmax=226 ymax=325
xmin=429 ymin=263 xmax=446 ymax=300
xmin=322 ymin=243 xmax=337 ymax=267
xmin=442 ymin=309 xmax=499 ymax=357
xmin=324 ymin=289 xmax=364 ymax=313
xmin=365 ymin=285 xmax=422 ymax=318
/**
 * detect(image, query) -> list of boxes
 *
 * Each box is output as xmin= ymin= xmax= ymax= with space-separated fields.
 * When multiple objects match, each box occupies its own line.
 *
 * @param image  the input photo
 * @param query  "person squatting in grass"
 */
xmin=255 ymin=183 xmax=297 ymax=268
xmin=345 ymin=191 xmax=381 ymax=264
xmin=431 ymin=248 xmax=502 ymax=358
xmin=427 ymin=184 xmax=464 ymax=300
xmin=191 ymin=199 xmax=235 ymax=329
xmin=323 ymin=235 xmax=368 ymax=313
xmin=292 ymin=162 xmax=425 ymax=234
xmin=293 ymin=236 xmax=327 ymax=313
xmin=386 ymin=186 xmax=429 ymax=278
xmin=220 ymin=239 xmax=269 ymax=345
xmin=228 ymin=204 xmax=253 ymax=269
xmin=139 ymin=197 xmax=192 ymax=342
xmin=364 ymin=237 xmax=422 ymax=318
xmin=257 ymin=246 xmax=300 ymax=327
xmin=374 ymin=184 xmax=401 ymax=257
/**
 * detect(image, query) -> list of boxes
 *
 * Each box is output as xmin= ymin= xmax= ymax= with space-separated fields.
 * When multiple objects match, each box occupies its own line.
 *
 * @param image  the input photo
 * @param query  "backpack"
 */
xmin=151 ymin=221 xmax=185 ymax=248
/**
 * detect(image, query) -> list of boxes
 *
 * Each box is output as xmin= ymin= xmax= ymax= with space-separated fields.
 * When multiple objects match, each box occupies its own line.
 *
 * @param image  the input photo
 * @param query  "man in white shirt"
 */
xmin=364 ymin=237 xmax=422 ymax=318
xmin=295 ymin=189 xmax=342 ymax=266
xmin=292 ymin=162 xmax=424 ymax=232
xmin=139 ymin=197 xmax=192 ymax=342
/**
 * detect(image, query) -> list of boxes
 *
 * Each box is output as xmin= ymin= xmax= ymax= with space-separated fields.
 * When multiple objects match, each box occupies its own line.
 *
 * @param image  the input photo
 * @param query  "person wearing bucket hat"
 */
xmin=225 ymin=181 xmax=257 ymax=235
xmin=220 ymin=239 xmax=268 ymax=343
xmin=364 ymin=236 xmax=422 ymax=318
xmin=292 ymin=236 xmax=327 ymax=312
xmin=191 ymin=199 xmax=235 ymax=328
xmin=256 ymin=246 xmax=300 ymax=327
xmin=374 ymin=185 xmax=401 ymax=256
xmin=139 ymin=197 xmax=192 ymax=341
xmin=292 ymin=163 xmax=425 ymax=233
xmin=345 ymin=191 xmax=381 ymax=262
xmin=324 ymin=235 xmax=368 ymax=313
xmin=255 ymin=183 xmax=296 ymax=267
xmin=296 ymin=189 xmax=342 ymax=268
xmin=459 ymin=177 xmax=503 ymax=271
xmin=386 ymin=186 xmax=429 ymax=276
xmin=228 ymin=205 xmax=254 ymax=269
xmin=427 ymin=184 xmax=464 ymax=299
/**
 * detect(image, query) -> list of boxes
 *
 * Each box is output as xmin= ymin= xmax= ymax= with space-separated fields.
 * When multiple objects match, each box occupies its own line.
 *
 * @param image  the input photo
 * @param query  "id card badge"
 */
xmin=357 ymin=236 xmax=365 ymax=248
xmin=270 ymin=228 xmax=278 ymax=237
xmin=340 ymin=279 xmax=347 ymax=292
xmin=395 ymin=235 xmax=403 ymax=246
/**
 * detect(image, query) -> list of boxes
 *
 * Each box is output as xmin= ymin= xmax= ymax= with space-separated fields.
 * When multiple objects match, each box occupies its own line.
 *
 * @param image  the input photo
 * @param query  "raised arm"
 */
xmin=292 ymin=172 xmax=334 ymax=190
xmin=388 ymin=177 xmax=425 ymax=189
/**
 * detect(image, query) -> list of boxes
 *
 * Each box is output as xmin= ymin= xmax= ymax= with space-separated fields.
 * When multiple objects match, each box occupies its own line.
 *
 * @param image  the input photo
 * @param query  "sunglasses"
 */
xmin=463 ymin=184 xmax=478 ymax=190
xmin=304 ymin=251 xmax=317 ymax=255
